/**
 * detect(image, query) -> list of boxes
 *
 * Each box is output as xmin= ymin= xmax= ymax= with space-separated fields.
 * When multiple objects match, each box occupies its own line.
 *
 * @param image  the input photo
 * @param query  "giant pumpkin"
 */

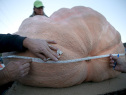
xmin=3 ymin=6 xmax=125 ymax=87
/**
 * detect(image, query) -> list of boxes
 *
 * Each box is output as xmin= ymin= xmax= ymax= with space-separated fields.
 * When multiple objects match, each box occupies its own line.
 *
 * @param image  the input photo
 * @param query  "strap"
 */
xmin=1 ymin=53 xmax=125 ymax=64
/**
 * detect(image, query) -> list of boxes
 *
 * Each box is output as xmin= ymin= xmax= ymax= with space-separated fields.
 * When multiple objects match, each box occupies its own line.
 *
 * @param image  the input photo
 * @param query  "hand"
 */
xmin=2 ymin=60 xmax=31 ymax=82
xmin=23 ymin=38 xmax=59 ymax=61
xmin=109 ymin=54 xmax=126 ymax=72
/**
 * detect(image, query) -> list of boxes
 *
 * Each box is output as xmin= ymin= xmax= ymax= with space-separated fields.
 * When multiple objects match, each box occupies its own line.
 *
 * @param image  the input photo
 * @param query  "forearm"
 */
xmin=0 ymin=34 xmax=27 ymax=53
xmin=0 ymin=70 xmax=10 ymax=86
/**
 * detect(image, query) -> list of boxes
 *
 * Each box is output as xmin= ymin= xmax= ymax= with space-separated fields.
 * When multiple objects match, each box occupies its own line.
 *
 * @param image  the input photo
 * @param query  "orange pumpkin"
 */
xmin=3 ymin=6 xmax=125 ymax=87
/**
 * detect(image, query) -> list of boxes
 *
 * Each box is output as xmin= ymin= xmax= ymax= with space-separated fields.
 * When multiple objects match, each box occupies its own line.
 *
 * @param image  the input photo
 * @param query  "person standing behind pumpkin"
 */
xmin=29 ymin=0 xmax=48 ymax=17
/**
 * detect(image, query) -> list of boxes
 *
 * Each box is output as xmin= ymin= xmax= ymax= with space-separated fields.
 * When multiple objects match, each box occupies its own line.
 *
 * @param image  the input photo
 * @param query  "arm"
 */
xmin=0 ymin=34 xmax=59 ymax=61
xmin=0 ymin=34 xmax=26 ymax=53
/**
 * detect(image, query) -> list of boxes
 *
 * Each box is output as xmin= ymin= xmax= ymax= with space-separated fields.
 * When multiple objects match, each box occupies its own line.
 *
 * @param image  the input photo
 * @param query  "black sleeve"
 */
xmin=0 ymin=34 xmax=27 ymax=53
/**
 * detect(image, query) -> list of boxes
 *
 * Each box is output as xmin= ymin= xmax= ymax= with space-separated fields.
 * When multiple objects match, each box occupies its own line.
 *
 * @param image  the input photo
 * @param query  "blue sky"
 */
xmin=0 ymin=0 xmax=126 ymax=42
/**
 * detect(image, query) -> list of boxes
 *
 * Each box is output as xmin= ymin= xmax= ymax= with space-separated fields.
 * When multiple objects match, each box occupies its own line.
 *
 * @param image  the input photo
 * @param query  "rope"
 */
xmin=1 ymin=53 xmax=125 ymax=64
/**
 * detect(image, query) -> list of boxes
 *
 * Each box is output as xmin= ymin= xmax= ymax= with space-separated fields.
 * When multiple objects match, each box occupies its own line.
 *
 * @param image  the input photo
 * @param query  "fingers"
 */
xmin=34 ymin=46 xmax=59 ymax=61
xmin=46 ymin=40 xmax=57 ymax=44
xmin=21 ymin=72 xmax=29 ymax=77
xmin=18 ymin=62 xmax=30 ymax=78
xmin=42 ymin=47 xmax=59 ymax=61
xmin=109 ymin=54 xmax=118 ymax=64
xmin=48 ymin=44 xmax=58 ymax=51
xmin=21 ymin=59 xmax=32 ymax=65
xmin=110 ymin=54 xmax=118 ymax=61
xmin=22 ymin=62 xmax=30 ymax=69
xmin=110 ymin=59 xmax=114 ymax=64
xmin=32 ymin=45 xmax=59 ymax=61
xmin=20 ymin=67 xmax=30 ymax=77
xmin=35 ymin=53 xmax=47 ymax=61
xmin=110 ymin=63 xmax=115 ymax=67
xmin=39 ymin=40 xmax=59 ymax=61
xmin=109 ymin=54 xmax=116 ymax=69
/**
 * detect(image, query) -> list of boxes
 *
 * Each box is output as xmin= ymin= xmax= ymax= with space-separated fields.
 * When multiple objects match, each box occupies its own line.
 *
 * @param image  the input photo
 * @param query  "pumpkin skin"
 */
xmin=3 ymin=6 xmax=125 ymax=87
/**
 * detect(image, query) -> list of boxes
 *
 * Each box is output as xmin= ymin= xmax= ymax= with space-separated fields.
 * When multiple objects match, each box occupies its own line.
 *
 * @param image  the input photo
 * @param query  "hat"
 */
xmin=34 ymin=0 xmax=43 ymax=8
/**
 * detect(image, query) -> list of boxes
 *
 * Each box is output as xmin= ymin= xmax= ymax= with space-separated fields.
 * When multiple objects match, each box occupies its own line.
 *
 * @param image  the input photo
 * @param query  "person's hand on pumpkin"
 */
xmin=23 ymin=38 xmax=59 ymax=61
xmin=0 ymin=59 xmax=31 ymax=85
xmin=109 ymin=54 xmax=126 ymax=73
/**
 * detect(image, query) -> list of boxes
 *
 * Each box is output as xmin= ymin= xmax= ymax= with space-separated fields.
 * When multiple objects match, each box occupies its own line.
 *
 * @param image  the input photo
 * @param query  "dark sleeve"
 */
xmin=0 ymin=34 xmax=27 ymax=53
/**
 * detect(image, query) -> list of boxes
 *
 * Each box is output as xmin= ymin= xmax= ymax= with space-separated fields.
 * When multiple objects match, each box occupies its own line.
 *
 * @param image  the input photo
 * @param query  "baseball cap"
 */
xmin=34 ymin=0 xmax=44 ymax=8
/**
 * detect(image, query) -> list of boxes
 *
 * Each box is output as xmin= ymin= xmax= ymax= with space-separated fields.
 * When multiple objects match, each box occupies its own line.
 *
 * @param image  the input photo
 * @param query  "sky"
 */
xmin=0 ymin=0 xmax=126 ymax=42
